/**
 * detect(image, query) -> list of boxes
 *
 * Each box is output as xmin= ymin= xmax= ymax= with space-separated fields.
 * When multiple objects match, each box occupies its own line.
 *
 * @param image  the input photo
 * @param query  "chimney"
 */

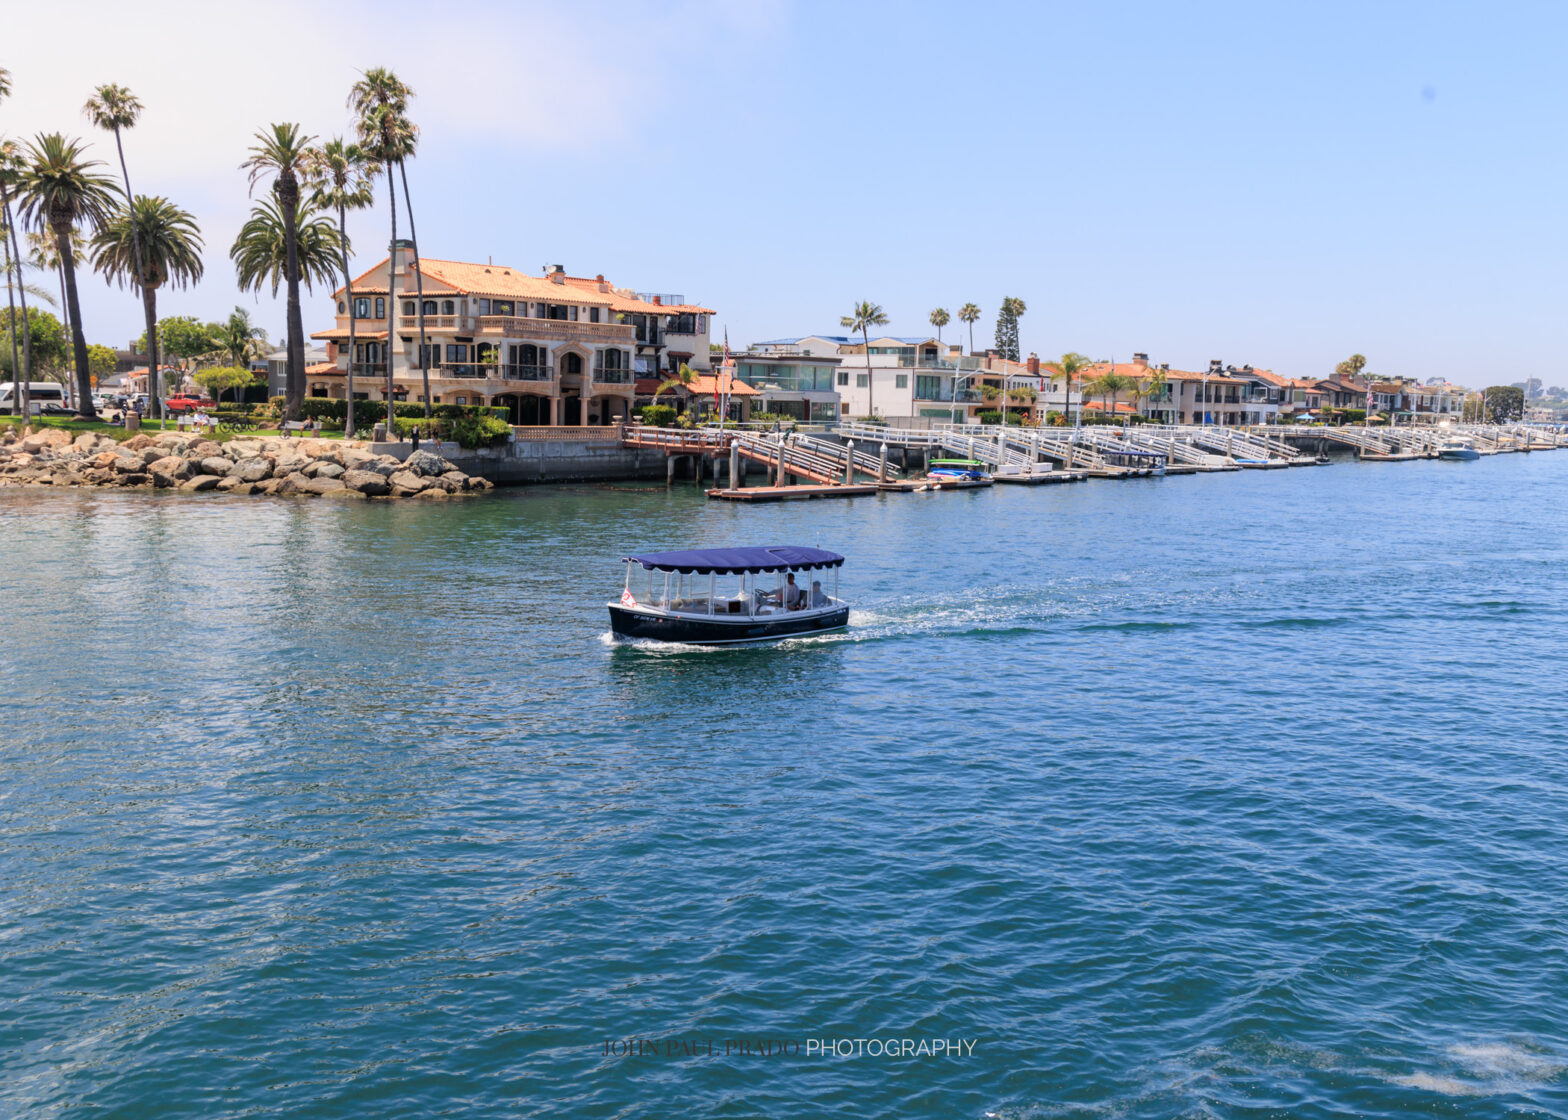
xmin=549 ymin=265 xmax=565 ymax=285
xmin=1160 ymin=363 xmax=1169 ymax=371
xmin=1026 ymin=352 xmax=1040 ymax=375
xmin=390 ymin=237 xmax=415 ymax=278
xmin=1208 ymin=359 xmax=1223 ymax=374
xmin=595 ymin=274 xmax=604 ymax=282
xmin=1133 ymin=352 xmax=1149 ymax=367
xmin=652 ymin=295 xmax=662 ymax=306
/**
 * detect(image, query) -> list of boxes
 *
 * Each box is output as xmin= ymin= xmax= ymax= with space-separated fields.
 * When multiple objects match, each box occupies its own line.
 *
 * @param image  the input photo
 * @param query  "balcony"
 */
xmin=916 ymin=387 xmax=982 ymax=403
xmin=593 ymin=367 xmax=633 ymax=385
xmin=424 ymin=364 xmax=554 ymax=383
xmin=476 ymin=315 xmax=633 ymax=344
xmin=899 ymin=357 xmax=959 ymax=370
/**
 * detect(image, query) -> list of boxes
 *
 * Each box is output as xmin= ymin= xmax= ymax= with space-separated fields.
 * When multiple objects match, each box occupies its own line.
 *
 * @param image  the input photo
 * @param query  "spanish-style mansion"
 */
xmin=308 ymin=241 xmax=713 ymax=425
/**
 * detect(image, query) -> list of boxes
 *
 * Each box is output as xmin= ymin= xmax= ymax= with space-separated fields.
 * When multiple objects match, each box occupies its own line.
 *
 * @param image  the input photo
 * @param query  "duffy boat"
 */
xmin=609 ymin=546 xmax=849 ymax=645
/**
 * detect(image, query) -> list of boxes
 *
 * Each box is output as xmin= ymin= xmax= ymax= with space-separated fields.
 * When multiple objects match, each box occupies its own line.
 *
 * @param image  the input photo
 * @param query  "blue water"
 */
xmin=3 ymin=453 xmax=1567 ymax=1118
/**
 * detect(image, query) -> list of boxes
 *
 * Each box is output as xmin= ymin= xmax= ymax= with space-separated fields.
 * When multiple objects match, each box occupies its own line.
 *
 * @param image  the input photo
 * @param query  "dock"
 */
xmin=707 ymin=483 xmax=879 ymax=503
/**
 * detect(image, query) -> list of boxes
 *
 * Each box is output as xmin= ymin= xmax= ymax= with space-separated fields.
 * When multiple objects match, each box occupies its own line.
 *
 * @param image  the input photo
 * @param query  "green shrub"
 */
xmin=451 ymin=414 xmax=512 ymax=449
xmin=977 ymin=410 xmax=1023 ymax=426
xmin=393 ymin=417 xmax=450 ymax=440
xmin=640 ymin=404 xmax=675 ymax=427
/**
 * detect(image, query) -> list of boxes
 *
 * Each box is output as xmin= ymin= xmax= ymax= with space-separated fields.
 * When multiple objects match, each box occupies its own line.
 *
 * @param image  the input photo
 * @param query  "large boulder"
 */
xmin=199 ymin=457 xmax=232 ymax=477
xmin=215 ymin=476 xmax=243 ymax=492
xmin=341 ymin=469 xmax=390 ymax=496
xmin=90 ymin=451 xmax=119 ymax=469
xmin=270 ymin=453 xmax=308 ymax=477
xmin=73 ymin=432 xmax=98 ymax=450
xmin=113 ymin=454 xmax=148 ymax=475
xmin=151 ymin=469 xmax=178 ymax=488
xmin=388 ymin=470 xmax=428 ymax=496
xmin=37 ymin=429 xmax=73 ymax=449
xmin=225 ymin=440 xmax=263 ymax=460
xmin=342 ymin=448 xmax=375 ymax=470
xmin=231 ymin=457 xmax=272 ymax=483
xmin=440 ymin=470 xmax=471 ymax=492
xmin=303 ymin=476 xmax=346 ymax=495
xmin=180 ymin=475 xmax=223 ymax=492
xmin=187 ymin=440 xmax=222 ymax=458
xmin=148 ymin=455 xmax=192 ymax=481
xmin=314 ymin=462 xmax=344 ymax=479
xmin=404 ymin=449 xmax=455 ymax=477
xmin=274 ymin=471 xmax=313 ymax=496
xmin=123 ymin=433 xmax=155 ymax=451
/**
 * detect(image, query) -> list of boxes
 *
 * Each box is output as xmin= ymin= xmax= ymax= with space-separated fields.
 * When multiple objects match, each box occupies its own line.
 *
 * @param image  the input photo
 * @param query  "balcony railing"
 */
xmin=423 ymin=363 xmax=555 ymax=382
xmin=476 ymin=315 xmax=633 ymax=344
xmin=898 ymin=357 xmax=958 ymax=369
xmin=593 ymin=368 xmax=633 ymax=384
xmin=916 ymin=387 xmax=983 ymax=403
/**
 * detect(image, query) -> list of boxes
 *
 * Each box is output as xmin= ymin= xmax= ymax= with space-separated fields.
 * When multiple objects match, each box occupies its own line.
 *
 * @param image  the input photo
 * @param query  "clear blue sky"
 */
xmin=6 ymin=0 xmax=1566 ymax=385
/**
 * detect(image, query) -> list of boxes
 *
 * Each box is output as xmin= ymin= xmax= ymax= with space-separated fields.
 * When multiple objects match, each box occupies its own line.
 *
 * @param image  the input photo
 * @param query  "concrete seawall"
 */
xmin=368 ymin=436 xmax=667 ymax=485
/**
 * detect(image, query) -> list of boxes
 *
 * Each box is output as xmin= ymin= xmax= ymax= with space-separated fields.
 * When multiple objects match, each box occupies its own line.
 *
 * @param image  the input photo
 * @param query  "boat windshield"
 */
xmin=622 ymin=562 xmax=839 ymax=618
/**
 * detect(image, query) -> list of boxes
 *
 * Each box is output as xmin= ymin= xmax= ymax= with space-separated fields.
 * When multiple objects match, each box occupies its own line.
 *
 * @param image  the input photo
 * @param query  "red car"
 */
xmin=163 ymin=396 xmax=214 ymax=413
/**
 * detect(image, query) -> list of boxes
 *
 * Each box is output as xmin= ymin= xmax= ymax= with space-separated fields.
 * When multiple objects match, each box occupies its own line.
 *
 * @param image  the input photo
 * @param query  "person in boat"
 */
xmin=810 ymin=580 xmax=828 ymax=607
xmin=782 ymin=573 xmax=803 ymax=610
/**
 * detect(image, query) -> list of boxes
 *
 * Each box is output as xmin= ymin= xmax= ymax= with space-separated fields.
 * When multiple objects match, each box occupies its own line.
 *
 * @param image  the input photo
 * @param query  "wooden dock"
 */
xmin=992 ymin=470 xmax=1089 ymax=485
xmin=706 ymin=483 xmax=879 ymax=503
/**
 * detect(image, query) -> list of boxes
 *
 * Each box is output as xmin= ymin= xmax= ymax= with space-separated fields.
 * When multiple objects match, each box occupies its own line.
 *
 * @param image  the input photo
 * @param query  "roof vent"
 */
xmin=551 ymin=264 xmax=565 ymax=274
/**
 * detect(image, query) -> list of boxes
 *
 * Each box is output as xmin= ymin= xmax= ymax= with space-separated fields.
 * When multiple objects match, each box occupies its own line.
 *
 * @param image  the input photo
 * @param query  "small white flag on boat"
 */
xmin=621 ymin=588 xmax=637 ymax=607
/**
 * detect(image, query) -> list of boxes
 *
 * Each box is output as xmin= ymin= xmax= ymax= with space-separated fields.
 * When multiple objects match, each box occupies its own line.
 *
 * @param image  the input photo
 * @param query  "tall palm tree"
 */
xmin=83 ymin=84 xmax=157 ymax=415
xmin=1143 ymin=367 xmax=1168 ymax=422
xmin=0 ymin=130 xmax=39 ymax=418
xmin=307 ymin=137 xmax=376 ymax=434
xmin=839 ymin=300 xmax=888 ymax=418
xmin=929 ymin=307 xmax=949 ymax=344
xmin=240 ymin=123 xmax=316 ymax=422
xmin=229 ymin=196 xmax=343 ymax=297
xmin=1058 ymin=351 xmax=1091 ymax=427
xmin=350 ymin=69 xmax=419 ymax=421
xmin=27 ymin=228 xmax=83 ymax=351
xmin=15 ymin=133 xmax=119 ymax=420
xmin=90 ymin=195 xmax=204 ymax=409
xmin=957 ymin=302 xmax=980 ymax=355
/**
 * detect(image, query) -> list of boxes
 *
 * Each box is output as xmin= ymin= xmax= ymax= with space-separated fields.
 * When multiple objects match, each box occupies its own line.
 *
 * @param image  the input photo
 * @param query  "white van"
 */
xmin=0 ymin=382 xmax=68 ymax=413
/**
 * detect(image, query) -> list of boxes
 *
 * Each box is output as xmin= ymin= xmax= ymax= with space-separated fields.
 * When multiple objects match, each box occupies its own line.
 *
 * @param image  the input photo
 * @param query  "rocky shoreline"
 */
xmin=0 ymin=428 xmax=494 ymax=498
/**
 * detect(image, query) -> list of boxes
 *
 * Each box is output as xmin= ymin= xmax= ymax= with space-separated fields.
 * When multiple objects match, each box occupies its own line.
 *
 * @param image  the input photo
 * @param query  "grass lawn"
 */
xmin=1 ymin=416 xmax=354 ymax=443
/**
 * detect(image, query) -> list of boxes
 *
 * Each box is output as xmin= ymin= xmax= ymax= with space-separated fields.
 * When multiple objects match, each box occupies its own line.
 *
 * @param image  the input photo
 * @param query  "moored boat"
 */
xmin=927 ymin=458 xmax=991 ymax=481
xmin=1438 ymin=437 xmax=1480 ymax=461
xmin=609 ymin=545 xmax=849 ymax=645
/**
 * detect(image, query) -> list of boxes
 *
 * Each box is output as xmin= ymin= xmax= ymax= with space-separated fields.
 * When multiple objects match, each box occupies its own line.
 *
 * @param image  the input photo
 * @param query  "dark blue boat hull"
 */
xmin=609 ymin=604 xmax=849 ymax=644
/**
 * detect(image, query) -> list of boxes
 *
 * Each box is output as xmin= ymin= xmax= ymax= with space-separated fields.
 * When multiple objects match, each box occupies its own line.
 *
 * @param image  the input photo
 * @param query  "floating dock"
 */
xmin=879 ymin=477 xmax=995 ymax=492
xmin=706 ymin=483 xmax=879 ymax=503
xmin=993 ymin=470 xmax=1089 ymax=485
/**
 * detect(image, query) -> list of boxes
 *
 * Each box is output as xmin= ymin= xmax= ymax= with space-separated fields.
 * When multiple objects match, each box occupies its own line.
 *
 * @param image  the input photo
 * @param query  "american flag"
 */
xmin=716 ymin=328 xmax=730 ymax=412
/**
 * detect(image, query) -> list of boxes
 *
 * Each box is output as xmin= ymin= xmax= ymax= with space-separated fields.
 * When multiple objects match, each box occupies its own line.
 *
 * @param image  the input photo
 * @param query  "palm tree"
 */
xmin=839 ymin=300 xmax=889 ymax=418
xmin=958 ymin=302 xmax=981 ymax=355
xmin=1057 ymin=351 xmax=1091 ymax=427
xmin=307 ymin=137 xmax=376 ymax=435
xmin=654 ymin=362 xmax=698 ymax=415
xmin=230 ymin=196 xmax=344 ymax=297
xmin=929 ymin=307 xmax=949 ymax=343
xmin=208 ymin=308 xmax=268 ymax=404
xmin=1 ymin=134 xmax=43 ymax=418
xmin=15 ymin=133 xmax=119 ymax=420
xmin=240 ymin=123 xmax=316 ymax=422
xmin=90 ymin=195 xmax=203 ymax=412
xmin=83 ymin=84 xmax=157 ymax=415
xmin=27 ymin=228 xmax=83 ymax=349
xmin=212 ymin=306 xmax=268 ymax=402
xmin=350 ymin=69 xmax=420 ymax=420
xmin=1142 ymin=367 xmax=1168 ymax=422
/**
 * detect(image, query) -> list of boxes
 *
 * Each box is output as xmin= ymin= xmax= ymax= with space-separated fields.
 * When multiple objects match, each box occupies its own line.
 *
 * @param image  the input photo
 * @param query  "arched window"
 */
xmin=337 ymin=301 xmax=345 ymax=313
xmin=422 ymin=300 xmax=437 ymax=315
xmin=403 ymin=301 xmax=415 ymax=315
xmin=442 ymin=300 xmax=455 ymax=315
xmin=602 ymin=349 xmax=624 ymax=370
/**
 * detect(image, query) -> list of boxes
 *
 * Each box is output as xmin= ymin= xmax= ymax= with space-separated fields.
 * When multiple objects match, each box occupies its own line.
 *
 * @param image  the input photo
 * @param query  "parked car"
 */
xmin=163 ymin=395 xmax=211 ymax=413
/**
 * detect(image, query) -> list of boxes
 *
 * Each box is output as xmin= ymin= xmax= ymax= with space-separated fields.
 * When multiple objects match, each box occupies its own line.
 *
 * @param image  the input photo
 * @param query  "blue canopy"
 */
xmin=624 ymin=546 xmax=845 ymax=574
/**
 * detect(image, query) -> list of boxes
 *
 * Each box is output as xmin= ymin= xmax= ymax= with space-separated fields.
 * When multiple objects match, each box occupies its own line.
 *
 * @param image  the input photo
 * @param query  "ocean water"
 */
xmin=2 ymin=452 xmax=1566 ymax=1119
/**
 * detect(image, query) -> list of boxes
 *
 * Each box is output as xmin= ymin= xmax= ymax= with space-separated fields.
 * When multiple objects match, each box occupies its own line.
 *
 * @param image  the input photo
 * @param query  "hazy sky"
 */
xmin=3 ymin=0 xmax=1564 ymax=384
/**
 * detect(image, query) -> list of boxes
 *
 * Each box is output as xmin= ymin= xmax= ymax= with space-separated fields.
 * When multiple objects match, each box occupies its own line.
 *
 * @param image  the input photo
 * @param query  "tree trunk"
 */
xmin=862 ymin=325 xmax=873 ymax=418
xmin=397 ymin=160 xmax=430 ymax=419
xmin=54 ymin=221 xmax=95 ymax=420
xmin=141 ymin=284 xmax=159 ymax=414
xmin=1 ymin=190 xmax=19 ymax=417
xmin=385 ymin=173 xmax=398 ymax=434
xmin=113 ymin=128 xmax=153 ymax=420
xmin=279 ymin=177 xmax=305 ymax=424
xmin=8 ymin=212 xmax=33 ymax=420
xmin=338 ymin=199 xmax=356 ymax=436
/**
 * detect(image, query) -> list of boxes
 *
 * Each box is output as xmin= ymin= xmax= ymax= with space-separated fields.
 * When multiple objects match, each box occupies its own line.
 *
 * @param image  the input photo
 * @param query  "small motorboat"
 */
xmin=1438 ymin=438 xmax=1480 ymax=461
xmin=927 ymin=458 xmax=990 ymax=481
xmin=609 ymin=545 xmax=849 ymax=645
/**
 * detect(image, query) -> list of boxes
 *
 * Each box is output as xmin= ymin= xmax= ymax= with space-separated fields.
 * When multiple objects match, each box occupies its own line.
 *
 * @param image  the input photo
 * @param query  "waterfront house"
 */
xmin=730 ymin=342 xmax=842 ymax=421
xmin=309 ymin=245 xmax=712 ymax=426
xmin=956 ymin=352 xmax=1081 ymax=423
xmin=634 ymin=370 xmax=760 ymax=422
